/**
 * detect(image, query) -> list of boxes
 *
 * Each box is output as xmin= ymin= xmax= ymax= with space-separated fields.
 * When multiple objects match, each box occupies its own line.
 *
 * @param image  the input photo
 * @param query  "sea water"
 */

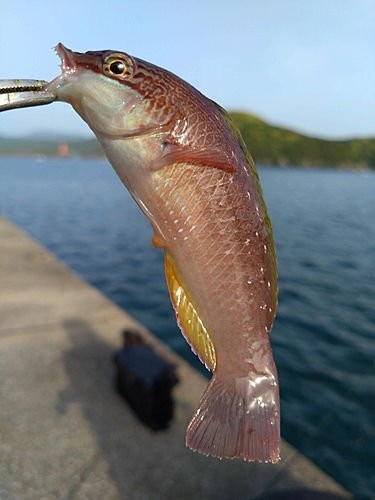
xmin=0 ymin=157 xmax=374 ymax=498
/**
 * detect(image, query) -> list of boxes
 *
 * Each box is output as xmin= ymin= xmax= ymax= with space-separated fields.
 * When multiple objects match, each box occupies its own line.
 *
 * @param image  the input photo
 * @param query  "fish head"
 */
xmin=46 ymin=43 xmax=179 ymax=138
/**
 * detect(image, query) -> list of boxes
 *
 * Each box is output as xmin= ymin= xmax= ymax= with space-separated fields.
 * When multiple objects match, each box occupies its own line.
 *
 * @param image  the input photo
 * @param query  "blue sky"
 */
xmin=0 ymin=0 xmax=374 ymax=139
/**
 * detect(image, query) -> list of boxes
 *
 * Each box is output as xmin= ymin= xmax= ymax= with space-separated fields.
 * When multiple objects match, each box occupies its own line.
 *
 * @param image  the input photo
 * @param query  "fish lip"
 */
xmin=44 ymin=43 xmax=77 ymax=92
xmin=55 ymin=43 xmax=77 ymax=74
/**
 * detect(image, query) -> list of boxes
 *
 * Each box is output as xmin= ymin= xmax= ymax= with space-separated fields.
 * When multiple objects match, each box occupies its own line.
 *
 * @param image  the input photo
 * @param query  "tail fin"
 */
xmin=186 ymin=372 xmax=280 ymax=463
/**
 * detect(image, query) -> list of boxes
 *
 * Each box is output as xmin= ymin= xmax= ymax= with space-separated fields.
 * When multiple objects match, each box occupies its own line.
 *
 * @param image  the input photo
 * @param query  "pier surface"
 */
xmin=0 ymin=214 xmax=352 ymax=500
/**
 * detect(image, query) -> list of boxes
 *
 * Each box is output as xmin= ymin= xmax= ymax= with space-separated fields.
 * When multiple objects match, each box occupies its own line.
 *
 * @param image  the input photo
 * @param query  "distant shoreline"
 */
xmin=1 ymin=111 xmax=374 ymax=171
xmin=0 ymin=154 xmax=371 ymax=172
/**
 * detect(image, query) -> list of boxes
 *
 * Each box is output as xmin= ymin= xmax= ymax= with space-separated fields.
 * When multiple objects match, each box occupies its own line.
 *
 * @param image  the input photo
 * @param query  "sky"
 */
xmin=0 ymin=0 xmax=374 ymax=140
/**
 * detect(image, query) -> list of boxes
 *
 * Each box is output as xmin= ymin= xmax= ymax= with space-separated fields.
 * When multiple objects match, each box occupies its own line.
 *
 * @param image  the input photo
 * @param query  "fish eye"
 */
xmin=109 ymin=60 xmax=126 ymax=75
xmin=103 ymin=54 xmax=133 ymax=79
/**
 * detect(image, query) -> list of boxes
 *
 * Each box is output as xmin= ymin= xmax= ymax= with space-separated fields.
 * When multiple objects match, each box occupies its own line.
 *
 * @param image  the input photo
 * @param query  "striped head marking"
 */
xmin=47 ymin=44 xmax=181 ymax=137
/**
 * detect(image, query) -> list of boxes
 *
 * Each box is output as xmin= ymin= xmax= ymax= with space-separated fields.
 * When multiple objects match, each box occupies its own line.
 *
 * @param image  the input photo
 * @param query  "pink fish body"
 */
xmin=47 ymin=44 xmax=280 ymax=462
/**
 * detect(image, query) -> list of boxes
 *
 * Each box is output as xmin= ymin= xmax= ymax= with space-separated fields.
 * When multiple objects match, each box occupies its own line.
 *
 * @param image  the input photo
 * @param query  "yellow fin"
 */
xmin=164 ymin=253 xmax=216 ymax=371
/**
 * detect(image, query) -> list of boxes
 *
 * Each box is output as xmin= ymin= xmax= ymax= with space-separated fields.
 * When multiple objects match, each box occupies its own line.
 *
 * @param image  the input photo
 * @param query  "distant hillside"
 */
xmin=1 ymin=112 xmax=374 ymax=169
xmin=0 ymin=136 xmax=103 ymax=157
xmin=231 ymin=112 xmax=375 ymax=169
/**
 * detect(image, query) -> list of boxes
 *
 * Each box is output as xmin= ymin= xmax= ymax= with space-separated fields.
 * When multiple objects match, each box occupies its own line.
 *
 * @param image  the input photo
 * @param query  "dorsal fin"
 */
xmin=164 ymin=253 xmax=216 ymax=371
xmin=212 ymin=101 xmax=260 ymax=179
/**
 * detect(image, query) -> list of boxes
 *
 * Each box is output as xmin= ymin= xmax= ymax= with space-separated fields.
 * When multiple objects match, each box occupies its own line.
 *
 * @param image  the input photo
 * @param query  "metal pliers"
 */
xmin=0 ymin=80 xmax=56 ymax=112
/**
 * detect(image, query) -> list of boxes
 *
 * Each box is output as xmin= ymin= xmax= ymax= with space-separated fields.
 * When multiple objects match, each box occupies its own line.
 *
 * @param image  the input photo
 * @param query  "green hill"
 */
xmin=1 ymin=112 xmax=374 ymax=169
xmin=230 ymin=112 xmax=375 ymax=169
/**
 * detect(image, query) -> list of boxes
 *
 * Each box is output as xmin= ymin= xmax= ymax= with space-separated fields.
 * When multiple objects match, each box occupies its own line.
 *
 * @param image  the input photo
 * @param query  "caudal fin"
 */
xmin=186 ymin=372 xmax=280 ymax=463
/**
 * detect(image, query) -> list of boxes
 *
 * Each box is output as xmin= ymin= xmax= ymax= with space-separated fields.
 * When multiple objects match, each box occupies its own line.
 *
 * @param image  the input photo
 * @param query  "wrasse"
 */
xmin=0 ymin=45 xmax=280 ymax=462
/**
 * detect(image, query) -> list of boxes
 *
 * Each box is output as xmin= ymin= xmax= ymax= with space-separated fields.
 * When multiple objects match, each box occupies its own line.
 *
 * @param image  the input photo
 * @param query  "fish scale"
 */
xmin=155 ymin=161 xmax=272 ymax=341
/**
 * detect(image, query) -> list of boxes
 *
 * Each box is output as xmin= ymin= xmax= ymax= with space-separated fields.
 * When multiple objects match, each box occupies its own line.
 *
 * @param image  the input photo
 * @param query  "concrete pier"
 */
xmin=0 ymin=213 xmax=352 ymax=499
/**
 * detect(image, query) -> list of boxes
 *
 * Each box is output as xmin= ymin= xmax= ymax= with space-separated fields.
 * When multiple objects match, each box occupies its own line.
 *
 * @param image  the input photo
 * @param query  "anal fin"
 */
xmin=164 ymin=253 xmax=216 ymax=371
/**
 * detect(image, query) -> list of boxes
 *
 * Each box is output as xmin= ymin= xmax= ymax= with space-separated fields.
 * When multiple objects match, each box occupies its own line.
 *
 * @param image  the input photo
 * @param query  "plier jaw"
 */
xmin=0 ymin=79 xmax=56 ymax=112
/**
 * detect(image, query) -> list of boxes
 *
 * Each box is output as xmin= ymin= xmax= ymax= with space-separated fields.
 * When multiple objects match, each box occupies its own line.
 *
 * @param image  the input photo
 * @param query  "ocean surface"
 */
xmin=1 ymin=157 xmax=374 ymax=498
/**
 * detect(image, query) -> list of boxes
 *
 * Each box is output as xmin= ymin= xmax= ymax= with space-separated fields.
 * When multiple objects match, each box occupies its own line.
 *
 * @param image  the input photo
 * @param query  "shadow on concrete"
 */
xmin=58 ymin=318 xmax=188 ymax=499
xmin=57 ymin=319 xmax=131 ymax=498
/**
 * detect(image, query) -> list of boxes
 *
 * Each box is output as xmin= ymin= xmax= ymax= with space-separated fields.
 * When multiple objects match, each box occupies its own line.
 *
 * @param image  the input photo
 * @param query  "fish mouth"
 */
xmin=55 ymin=43 xmax=77 ymax=75
xmin=44 ymin=43 xmax=77 ymax=93
xmin=0 ymin=43 xmax=73 ymax=111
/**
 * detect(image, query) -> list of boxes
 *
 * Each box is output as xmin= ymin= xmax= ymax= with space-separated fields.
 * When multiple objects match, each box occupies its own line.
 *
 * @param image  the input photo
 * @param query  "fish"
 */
xmin=0 ymin=44 xmax=280 ymax=462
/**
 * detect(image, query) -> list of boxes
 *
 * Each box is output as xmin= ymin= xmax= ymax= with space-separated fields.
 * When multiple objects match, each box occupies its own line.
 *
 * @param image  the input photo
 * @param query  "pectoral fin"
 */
xmin=164 ymin=253 xmax=216 ymax=371
xmin=152 ymin=143 xmax=236 ymax=173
